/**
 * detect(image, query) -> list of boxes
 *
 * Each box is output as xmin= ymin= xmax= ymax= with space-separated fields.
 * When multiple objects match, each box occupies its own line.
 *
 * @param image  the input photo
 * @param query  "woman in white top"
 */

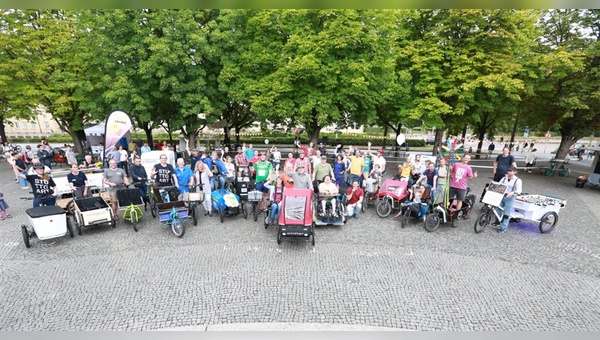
xmin=194 ymin=160 xmax=213 ymax=216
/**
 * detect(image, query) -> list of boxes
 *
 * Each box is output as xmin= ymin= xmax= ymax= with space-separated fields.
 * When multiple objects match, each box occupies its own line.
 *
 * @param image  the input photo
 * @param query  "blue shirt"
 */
xmin=140 ymin=146 xmax=151 ymax=154
xmin=244 ymin=149 xmax=254 ymax=162
xmin=203 ymin=158 xmax=228 ymax=177
xmin=175 ymin=166 xmax=194 ymax=193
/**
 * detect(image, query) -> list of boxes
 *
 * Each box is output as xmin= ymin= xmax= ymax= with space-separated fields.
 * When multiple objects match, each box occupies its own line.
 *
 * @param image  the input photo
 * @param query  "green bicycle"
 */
xmin=116 ymin=184 xmax=145 ymax=232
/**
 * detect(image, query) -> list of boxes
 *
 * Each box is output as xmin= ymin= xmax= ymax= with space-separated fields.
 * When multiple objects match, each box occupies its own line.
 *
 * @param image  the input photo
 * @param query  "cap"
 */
xmin=321 ymin=155 xmax=327 ymax=159
xmin=33 ymin=163 xmax=44 ymax=169
xmin=507 ymin=166 xmax=518 ymax=172
xmin=378 ymin=149 xmax=384 ymax=153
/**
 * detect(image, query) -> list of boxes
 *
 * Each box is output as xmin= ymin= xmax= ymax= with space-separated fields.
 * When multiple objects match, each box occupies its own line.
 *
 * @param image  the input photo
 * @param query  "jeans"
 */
xmin=269 ymin=202 xmax=281 ymax=222
xmin=210 ymin=175 xmax=225 ymax=191
xmin=136 ymin=185 xmax=148 ymax=202
xmin=33 ymin=196 xmax=56 ymax=208
xmin=18 ymin=171 xmax=28 ymax=188
xmin=496 ymin=195 xmax=516 ymax=231
xmin=346 ymin=202 xmax=362 ymax=218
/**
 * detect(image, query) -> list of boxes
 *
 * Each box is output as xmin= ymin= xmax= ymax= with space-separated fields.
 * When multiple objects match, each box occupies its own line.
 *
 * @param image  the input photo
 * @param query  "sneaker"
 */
xmin=491 ymin=221 xmax=500 ymax=226
xmin=498 ymin=228 xmax=507 ymax=233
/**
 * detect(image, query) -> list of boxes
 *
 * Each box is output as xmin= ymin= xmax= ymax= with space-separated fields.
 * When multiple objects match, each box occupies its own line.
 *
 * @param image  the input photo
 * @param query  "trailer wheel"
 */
xmin=22 ymin=225 xmax=31 ymax=248
xmin=424 ymin=212 xmax=440 ymax=232
xmin=539 ymin=212 xmax=558 ymax=234
xmin=67 ymin=216 xmax=75 ymax=237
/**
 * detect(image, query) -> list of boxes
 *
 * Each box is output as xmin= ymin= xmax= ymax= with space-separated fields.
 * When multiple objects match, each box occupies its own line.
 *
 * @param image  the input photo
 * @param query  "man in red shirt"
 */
xmin=345 ymin=179 xmax=364 ymax=219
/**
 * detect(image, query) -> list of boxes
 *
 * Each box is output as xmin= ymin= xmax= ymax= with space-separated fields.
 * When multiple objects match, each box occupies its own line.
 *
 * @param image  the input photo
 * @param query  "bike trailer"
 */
xmin=26 ymin=206 xmax=67 ymax=240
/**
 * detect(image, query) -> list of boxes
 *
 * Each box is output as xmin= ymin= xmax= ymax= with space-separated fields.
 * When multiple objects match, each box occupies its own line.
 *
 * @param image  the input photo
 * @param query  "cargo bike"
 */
xmin=116 ymin=184 xmax=145 ymax=232
xmin=277 ymin=188 xmax=315 ymax=246
xmin=20 ymin=195 xmax=75 ymax=248
xmin=153 ymin=185 xmax=189 ymax=237
xmin=474 ymin=181 xmax=566 ymax=234
xmin=66 ymin=189 xmax=115 ymax=235
xmin=211 ymin=187 xmax=247 ymax=223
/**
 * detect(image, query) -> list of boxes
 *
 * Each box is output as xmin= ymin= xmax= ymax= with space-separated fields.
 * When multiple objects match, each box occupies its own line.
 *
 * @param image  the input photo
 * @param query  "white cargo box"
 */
xmin=26 ymin=206 xmax=67 ymax=240
xmin=511 ymin=194 xmax=566 ymax=220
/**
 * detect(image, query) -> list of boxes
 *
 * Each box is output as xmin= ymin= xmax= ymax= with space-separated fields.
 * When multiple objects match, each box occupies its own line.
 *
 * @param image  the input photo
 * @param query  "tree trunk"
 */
xmin=382 ymin=125 xmax=388 ymax=148
xmin=223 ymin=125 xmax=231 ymax=148
xmin=306 ymin=110 xmax=322 ymax=146
xmin=234 ymin=127 xmax=241 ymax=145
xmin=555 ymin=134 xmax=578 ymax=159
xmin=509 ymin=111 xmax=519 ymax=150
xmin=69 ymin=129 xmax=87 ymax=155
xmin=476 ymin=130 xmax=486 ymax=160
xmin=432 ymin=128 xmax=445 ymax=156
xmin=142 ymin=126 xmax=153 ymax=149
xmin=0 ymin=117 xmax=7 ymax=144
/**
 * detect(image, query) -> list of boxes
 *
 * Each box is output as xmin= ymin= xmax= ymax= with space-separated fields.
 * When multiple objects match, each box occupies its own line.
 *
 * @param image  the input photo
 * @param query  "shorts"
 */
xmin=448 ymin=187 xmax=467 ymax=201
xmin=109 ymin=191 xmax=118 ymax=203
xmin=178 ymin=191 xmax=189 ymax=202
xmin=256 ymin=182 xmax=270 ymax=194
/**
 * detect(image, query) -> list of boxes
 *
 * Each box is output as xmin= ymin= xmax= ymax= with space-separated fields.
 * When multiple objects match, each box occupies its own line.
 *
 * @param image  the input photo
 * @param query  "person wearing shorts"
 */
xmin=449 ymin=153 xmax=477 ymax=212
xmin=254 ymin=152 xmax=273 ymax=211
xmin=103 ymin=159 xmax=129 ymax=220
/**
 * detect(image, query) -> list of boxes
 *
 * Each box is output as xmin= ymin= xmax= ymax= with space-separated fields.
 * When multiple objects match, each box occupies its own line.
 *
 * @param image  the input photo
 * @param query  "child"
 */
xmin=394 ymin=189 xmax=427 ymax=222
xmin=0 ymin=192 xmax=12 ymax=220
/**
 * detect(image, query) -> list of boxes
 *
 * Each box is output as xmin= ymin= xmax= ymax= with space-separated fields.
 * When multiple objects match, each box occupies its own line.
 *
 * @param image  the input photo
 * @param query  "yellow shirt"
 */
xmin=400 ymin=163 xmax=412 ymax=178
xmin=349 ymin=155 xmax=364 ymax=175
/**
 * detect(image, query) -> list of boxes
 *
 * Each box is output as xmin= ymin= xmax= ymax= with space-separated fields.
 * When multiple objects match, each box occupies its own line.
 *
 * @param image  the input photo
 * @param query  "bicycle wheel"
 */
xmin=22 ymin=225 xmax=31 ymax=248
xmin=539 ymin=212 xmax=558 ymax=234
xmin=376 ymin=199 xmax=391 ymax=218
xmin=67 ymin=216 xmax=75 ymax=237
xmin=241 ymin=201 xmax=248 ymax=219
xmin=149 ymin=195 xmax=157 ymax=218
xmin=252 ymin=202 xmax=258 ymax=222
xmin=474 ymin=210 xmax=491 ymax=233
xmin=424 ymin=212 xmax=440 ymax=232
xmin=171 ymin=218 xmax=185 ymax=238
xmin=191 ymin=204 xmax=198 ymax=226
xmin=130 ymin=210 xmax=139 ymax=232
xmin=218 ymin=206 xmax=224 ymax=223
xmin=400 ymin=212 xmax=410 ymax=228
xmin=361 ymin=194 xmax=369 ymax=212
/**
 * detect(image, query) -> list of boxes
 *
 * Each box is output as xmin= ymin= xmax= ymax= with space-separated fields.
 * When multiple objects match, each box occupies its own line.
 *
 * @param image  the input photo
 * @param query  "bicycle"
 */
xmin=187 ymin=184 xmax=203 ymax=226
xmin=474 ymin=201 xmax=506 ymax=233
xmin=116 ymin=183 xmax=145 ymax=232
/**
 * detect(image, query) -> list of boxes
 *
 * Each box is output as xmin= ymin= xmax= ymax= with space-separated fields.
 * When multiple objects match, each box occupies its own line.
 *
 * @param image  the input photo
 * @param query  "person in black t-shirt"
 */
xmin=151 ymin=154 xmax=178 ymax=188
xmin=67 ymin=164 xmax=92 ymax=199
xmin=493 ymin=147 xmax=517 ymax=182
xmin=18 ymin=163 xmax=58 ymax=207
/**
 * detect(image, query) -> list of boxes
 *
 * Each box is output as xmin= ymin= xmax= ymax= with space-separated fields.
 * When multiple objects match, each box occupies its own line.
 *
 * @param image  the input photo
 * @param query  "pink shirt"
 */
xmin=450 ymin=162 xmax=473 ymax=190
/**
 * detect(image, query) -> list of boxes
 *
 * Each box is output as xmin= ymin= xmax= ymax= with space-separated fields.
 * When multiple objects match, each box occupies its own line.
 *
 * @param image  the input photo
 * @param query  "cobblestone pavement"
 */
xmin=1 ymin=159 xmax=599 ymax=331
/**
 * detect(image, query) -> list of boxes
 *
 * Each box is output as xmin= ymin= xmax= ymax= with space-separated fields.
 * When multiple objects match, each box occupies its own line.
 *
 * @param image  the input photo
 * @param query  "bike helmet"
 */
xmin=32 ymin=163 xmax=45 ymax=169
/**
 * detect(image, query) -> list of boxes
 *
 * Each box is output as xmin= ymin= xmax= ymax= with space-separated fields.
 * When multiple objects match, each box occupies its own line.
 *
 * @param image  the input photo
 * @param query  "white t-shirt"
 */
xmin=272 ymin=151 xmax=281 ymax=162
xmin=373 ymin=156 xmax=386 ymax=170
xmin=119 ymin=149 xmax=128 ymax=162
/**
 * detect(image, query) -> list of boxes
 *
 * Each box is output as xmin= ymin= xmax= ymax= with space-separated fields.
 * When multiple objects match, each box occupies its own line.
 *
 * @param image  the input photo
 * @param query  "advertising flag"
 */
xmin=103 ymin=110 xmax=133 ymax=161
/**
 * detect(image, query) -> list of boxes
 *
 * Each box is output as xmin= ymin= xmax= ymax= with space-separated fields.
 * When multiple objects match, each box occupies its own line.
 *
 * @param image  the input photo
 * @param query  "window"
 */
xmin=15 ymin=122 xmax=19 ymax=128
xmin=45 ymin=122 xmax=50 ymax=129
xmin=31 ymin=123 xmax=36 ymax=129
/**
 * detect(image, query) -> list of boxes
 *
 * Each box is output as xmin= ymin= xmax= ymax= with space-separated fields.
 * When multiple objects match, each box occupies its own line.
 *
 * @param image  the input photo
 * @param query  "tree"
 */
xmin=217 ymin=9 xmax=397 ymax=146
xmin=84 ymin=9 xmax=224 ymax=149
xmin=523 ymin=9 xmax=600 ymax=159
xmin=1 ymin=10 xmax=101 ymax=154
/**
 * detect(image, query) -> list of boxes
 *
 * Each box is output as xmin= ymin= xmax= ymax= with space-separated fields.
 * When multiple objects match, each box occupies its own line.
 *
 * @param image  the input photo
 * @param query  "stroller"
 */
xmin=375 ymin=179 xmax=410 ymax=218
xmin=277 ymin=188 xmax=315 ymax=246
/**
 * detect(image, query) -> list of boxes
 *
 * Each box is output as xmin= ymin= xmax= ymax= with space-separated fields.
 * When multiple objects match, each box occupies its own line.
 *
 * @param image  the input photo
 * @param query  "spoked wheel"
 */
xmin=376 ymin=199 xmax=392 ymax=218
xmin=191 ymin=205 xmax=198 ymax=226
xmin=241 ymin=202 xmax=248 ymax=219
xmin=67 ymin=216 xmax=75 ymax=237
xmin=149 ymin=196 xmax=157 ymax=218
xmin=171 ymin=218 xmax=185 ymax=238
xmin=218 ymin=206 xmax=224 ymax=223
xmin=21 ymin=225 xmax=31 ymax=248
xmin=131 ymin=212 xmax=139 ymax=232
xmin=361 ymin=194 xmax=369 ymax=212
xmin=252 ymin=202 xmax=258 ymax=222
xmin=474 ymin=210 xmax=491 ymax=234
xmin=539 ymin=212 xmax=558 ymax=234
xmin=424 ymin=212 xmax=441 ymax=232
xmin=400 ymin=211 xmax=410 ymax=228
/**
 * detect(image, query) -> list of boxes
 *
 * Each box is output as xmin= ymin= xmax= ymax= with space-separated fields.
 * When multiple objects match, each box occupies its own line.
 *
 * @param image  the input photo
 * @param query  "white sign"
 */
xmin=140 ymin=150 xmax=176 ymax=178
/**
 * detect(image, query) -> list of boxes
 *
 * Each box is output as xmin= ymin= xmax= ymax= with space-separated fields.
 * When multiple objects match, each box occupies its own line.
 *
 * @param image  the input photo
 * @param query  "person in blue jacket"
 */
xmin=203 ymin=151 xmax=228 ymax=191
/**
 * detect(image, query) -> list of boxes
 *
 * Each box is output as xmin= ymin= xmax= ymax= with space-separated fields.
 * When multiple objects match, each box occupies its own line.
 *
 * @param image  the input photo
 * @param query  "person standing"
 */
xmin=13 ymin=152 xmax=29 ymax=189
xmin=435 ymin=157 xmax=448 ymax=204
xmin=525 ymin=148 xmax=538 ymax=173
xmin=103 ymin=159 xmax=130 ymax=219
xmin=253 ymin=152 xmax=274 ymax=211
xmin=174 ymin=158 xmax=194 ymax=202
xmin=140 ymin=142 xmax=151 ymax=155
xmin=495 ymin=166 xmax=522 ymax=233
xmin=37 ymin=144 xmax=53 ymax=169
xmin=286 ymin=163 xmax=313 ymax=190
xmin=151 ymin=154 xmax=178 ymax=188
xmin=67 ymin=163 xmax=92 ymax=198
xmin=313 ymin=155 xmax=335 ymax=187
xmin=348 ymin=150 xmax=365 ymax=186
xmin=193 ymin=160 xmax=213 ymax=216
xmin=333 ymin=154 xmax=346 ymax=190
xmin=130 ymin=156 xmax=149 ymax=206
xmin=449 ymin=153 xmax=477 ymax=212
xmin=270 ymin=146 xmax=281 ymax=171
xmin=493 ymin=147 xmax=517 ymax=182
xmin=118 ymin=145 xmax=129 ymax=176
xmin=294 ymin=149 xmax=312 ymax=175
xmin=234 ymin=146 xmax=250 ymax=175
xmin=65 ymin=145 xmax=77 ymax=166
xmin=487 ymin=141 xmax=495 ymax=159
xmin=18 ymin=163 xmax=58 ymax=207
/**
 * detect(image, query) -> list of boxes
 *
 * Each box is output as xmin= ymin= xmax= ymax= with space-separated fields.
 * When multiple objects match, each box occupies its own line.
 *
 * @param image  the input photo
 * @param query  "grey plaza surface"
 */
xmin=1 ymin=154 xmax=599 ymax=331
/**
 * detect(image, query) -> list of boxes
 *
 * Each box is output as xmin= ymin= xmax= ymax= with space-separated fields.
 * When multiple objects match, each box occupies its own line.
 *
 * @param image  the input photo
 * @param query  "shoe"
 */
xmin=209 ymin=213 xmax=213 ymax=217
xmin=491 ymin=221 xmax=500 ymax=226
xmin=0 ymin=216 xmax=4 ymax=221
xmin=498 ymin=228 xmax=507 ymax=233
xmin=114 ymin=216 xmax=119 ymax=221
xmin=5 ymin=214 xmax=12 ymax=218
xmin=319 ymin=212 xmax=325 ymax=217
xmin=21 ymin=186 xmax=29 ymax=190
